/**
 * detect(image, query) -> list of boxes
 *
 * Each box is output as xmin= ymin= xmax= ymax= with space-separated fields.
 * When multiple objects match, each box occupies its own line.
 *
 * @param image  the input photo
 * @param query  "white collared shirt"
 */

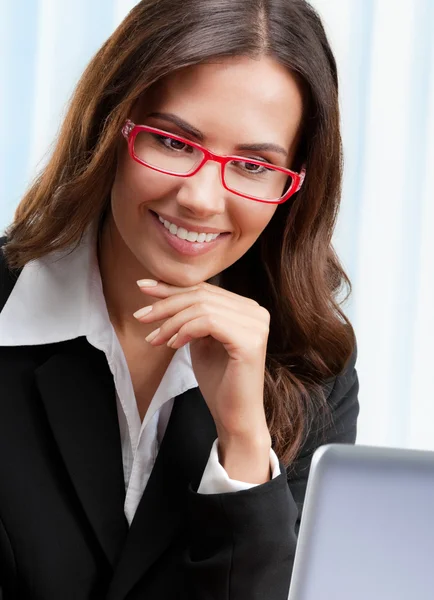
xmin=0 ymin=223 xmax=280 ymax=524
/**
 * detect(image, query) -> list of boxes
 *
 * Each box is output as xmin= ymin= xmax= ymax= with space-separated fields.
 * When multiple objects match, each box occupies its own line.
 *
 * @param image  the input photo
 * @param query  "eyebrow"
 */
xmin=146 ymin=111 xmax=289 ymax=158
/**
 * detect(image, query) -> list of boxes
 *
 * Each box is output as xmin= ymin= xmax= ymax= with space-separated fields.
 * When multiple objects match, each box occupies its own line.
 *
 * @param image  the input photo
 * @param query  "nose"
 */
xmin=175 ymin=159 xmax=226 ymax=217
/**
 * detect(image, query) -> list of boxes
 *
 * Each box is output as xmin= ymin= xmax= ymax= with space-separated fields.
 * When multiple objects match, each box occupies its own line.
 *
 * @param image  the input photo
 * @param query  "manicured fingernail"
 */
xmin=167 ymin=333 xmax=178 ymax=347
xmin=133 ymin=305 xmax=153 ymax=319
xmin=137 ymin=279 xmax=158 ymax=287
xmin=145 ymin=328 xmax=160 ymax=343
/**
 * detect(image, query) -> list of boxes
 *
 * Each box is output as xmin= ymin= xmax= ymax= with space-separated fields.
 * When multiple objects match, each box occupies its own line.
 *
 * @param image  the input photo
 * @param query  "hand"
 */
xmin=134 ymin=279 xmax=272 ymax=446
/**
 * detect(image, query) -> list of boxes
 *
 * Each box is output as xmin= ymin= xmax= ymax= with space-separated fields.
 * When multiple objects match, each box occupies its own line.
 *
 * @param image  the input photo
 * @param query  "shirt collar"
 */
xmin=0 ymin=221 xmax=104 ymax=346
xmin=0 ymin=221 xmax=194 ymax=386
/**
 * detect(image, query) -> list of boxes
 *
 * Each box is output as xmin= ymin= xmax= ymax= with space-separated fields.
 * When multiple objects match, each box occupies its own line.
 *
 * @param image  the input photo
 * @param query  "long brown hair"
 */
xmin=2 ymin=0 xmax=356 ymax=467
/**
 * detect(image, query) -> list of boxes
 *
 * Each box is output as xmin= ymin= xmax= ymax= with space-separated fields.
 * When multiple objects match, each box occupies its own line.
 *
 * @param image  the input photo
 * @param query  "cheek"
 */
xmin=234 ymin=203 xmax=277 ymax=243
xmin=111 ymin=161 xmax=175 ymax=211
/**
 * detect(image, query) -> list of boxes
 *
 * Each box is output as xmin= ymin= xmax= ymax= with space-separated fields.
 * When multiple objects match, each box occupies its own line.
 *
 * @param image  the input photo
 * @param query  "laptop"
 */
xmin=288 ymin=443 xmax=434 ymax=600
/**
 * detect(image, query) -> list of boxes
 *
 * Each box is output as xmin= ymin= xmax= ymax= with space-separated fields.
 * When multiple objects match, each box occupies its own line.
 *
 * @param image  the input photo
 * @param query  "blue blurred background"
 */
xmin=1 ymin=0 xmax=433 ymax=450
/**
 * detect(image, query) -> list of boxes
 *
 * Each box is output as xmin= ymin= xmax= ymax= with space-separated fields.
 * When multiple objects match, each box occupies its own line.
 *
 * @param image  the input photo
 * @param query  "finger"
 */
xmin=144 ymin=302 xmax=267 ymax=346
xmin=134 ymin=288 xmax=268 ymax=325
xmin=167 ymin=313 xmax=266 ymax=358
xmin=137 ymin=279 xmax=260 ymax=308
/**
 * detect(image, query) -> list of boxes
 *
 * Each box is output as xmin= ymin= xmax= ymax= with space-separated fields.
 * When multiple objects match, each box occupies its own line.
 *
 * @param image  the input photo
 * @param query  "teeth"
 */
xmin=158 ymin=214 xmax=220 ymax=243
xmin=186 ymin=231 xmax=199 ymax=242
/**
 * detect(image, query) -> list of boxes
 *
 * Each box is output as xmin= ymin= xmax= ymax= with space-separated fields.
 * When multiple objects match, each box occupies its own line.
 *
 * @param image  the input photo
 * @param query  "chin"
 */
xmin=153 ymin=266 xmax=209 ymax=288
xmin=170 ymin=274 xmax=208 ymax=287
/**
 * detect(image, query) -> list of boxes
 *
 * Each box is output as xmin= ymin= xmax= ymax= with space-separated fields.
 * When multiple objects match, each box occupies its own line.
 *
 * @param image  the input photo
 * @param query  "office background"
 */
xmin=0 ymin=0 xmax=433 ymax=450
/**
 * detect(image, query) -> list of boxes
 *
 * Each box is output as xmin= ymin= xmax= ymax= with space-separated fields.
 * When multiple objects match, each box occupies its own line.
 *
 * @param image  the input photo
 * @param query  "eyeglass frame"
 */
xmin=121 ymin=119 xmax=306 ymax=204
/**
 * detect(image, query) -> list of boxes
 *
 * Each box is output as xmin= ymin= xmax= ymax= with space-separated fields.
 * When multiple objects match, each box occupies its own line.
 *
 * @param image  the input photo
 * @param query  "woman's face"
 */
xmin=110 ymin=55 xmax=303 ymax=287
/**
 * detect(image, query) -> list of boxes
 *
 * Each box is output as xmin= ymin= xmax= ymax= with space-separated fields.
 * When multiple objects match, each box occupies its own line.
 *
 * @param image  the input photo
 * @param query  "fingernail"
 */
xmin=145 ymin=328 xmax=160 ymax=343
xmin=167 ymin=333 xmax=178 ymax=347
xmin=137 ymin=279 xmax=158 ymax=287
xmin=133 ymin=305 xmax=153 ymax=319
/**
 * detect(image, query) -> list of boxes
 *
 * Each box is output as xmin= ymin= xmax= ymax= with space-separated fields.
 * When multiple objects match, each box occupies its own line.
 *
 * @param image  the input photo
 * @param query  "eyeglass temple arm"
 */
xmin=295 ymin=165 xmax=307 ymax=192
xmin=122 ymin=119 xmax=135 ymax=139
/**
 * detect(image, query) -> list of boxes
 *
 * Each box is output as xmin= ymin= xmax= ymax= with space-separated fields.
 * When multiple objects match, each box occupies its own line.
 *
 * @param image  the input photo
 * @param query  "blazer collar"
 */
xmin=34 ymin=337 xmax=129 ymax=568
xmin=34 ymin=336 xmax=216 ymax=598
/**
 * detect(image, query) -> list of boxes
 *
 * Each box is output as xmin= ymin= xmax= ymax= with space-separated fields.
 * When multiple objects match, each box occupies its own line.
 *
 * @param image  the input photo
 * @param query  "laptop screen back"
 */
xmin=288 ymin=444 xmax=434 ymax=600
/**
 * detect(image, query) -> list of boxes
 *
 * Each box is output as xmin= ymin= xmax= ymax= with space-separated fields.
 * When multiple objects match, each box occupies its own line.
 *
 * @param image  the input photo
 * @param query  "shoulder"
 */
xmin=0 ymin=235 xmax=39 ymax=388
xmin=0 ymin=235 xmax=8 ymax=270
xmin=0 ymin=234 xmax=9 ymax=258
xmin=289 ymin=343 xmax=359 ymax=468
xmin=0 ymin=235 xmax=22 ymax=314
xmin=326 ymin=341 xmax=359 ymax=424
xmin=306 ymin=342 xmax=360 ymax=458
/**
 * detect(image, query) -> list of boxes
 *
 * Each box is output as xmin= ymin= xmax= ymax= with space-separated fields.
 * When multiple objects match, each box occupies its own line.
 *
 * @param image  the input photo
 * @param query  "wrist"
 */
xmin=215 ymin=409 xmax=271 ymax=447
xmin=217 ymin=430 xmax=272 ymax=484
xmin=217 ymin=429 xmax=272 ymax=453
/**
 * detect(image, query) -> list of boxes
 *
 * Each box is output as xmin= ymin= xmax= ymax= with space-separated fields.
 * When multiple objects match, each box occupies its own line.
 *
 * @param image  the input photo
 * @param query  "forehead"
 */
xmin=136 ymin=56 xmax=303 ymax=157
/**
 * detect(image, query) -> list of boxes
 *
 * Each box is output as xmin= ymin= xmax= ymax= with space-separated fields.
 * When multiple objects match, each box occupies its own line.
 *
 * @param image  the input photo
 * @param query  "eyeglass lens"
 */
xmin=133 ymin=131 xmax=293 ymax=202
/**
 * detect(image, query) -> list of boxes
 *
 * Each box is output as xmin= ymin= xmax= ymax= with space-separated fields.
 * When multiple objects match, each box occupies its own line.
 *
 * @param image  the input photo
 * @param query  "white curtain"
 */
xmin=312 ymin=0 xmax=434 ymax=450
xmin=1 ymin=0 xmax=433 ymax=450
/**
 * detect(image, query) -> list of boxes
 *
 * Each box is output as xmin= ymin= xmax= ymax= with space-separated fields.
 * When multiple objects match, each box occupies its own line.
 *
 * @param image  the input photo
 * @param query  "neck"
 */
xmin=97 ymin=211 xmax=159 ymax=340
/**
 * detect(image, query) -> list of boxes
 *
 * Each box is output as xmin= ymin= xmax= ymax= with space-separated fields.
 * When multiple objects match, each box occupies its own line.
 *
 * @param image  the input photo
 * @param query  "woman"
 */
xmin=0 ymin=0 xmax=359 ymax=598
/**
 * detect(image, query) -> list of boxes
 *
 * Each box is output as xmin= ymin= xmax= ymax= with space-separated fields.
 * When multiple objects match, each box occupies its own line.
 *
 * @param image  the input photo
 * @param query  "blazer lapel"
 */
xmin=107 ymin=386 xmax=217 ymax=600
xmin=35 ymin=337 xmax=128 ymax=568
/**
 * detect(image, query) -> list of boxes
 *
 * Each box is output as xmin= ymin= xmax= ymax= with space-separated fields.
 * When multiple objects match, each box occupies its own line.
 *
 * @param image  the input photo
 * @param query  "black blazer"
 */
xmin=0 ymin=236 xmax=359 ymax=600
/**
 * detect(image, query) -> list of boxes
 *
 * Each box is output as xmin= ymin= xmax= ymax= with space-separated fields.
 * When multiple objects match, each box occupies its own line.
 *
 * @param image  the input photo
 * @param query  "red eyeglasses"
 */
xmin=121 ymin=119 xmax=306 ymax=204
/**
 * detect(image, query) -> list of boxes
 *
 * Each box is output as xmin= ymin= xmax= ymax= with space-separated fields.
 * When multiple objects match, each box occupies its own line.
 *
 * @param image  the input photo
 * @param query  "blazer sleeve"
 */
xmin=183 ymin=344 xmax=359 ymax=600
xmin=196 ymin=440 xmax=281 ymax=494
xmin=0 ymin=516 xmax=17 ymax=598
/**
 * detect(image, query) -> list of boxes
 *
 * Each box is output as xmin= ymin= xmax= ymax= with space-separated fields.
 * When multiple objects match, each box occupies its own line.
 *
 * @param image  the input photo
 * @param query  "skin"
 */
xmin=98 ymin=55 xmax=303 ymax=483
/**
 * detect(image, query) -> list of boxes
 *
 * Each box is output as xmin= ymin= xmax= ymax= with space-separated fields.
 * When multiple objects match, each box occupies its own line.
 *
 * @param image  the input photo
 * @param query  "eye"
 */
xmin=232 ymin=159 xmax=274 ymax=175
xmin=153 ymin=134 xmax=193 ymax=153
xmin=244 ymin=161 xmax=269 ymax=173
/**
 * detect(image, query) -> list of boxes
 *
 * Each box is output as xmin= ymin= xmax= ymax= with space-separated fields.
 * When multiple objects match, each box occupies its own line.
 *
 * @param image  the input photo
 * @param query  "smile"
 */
xmin=157 ymin=214 xmax=221 ymax=244
xmin=149 ymin=210 xmax=230 ymax=257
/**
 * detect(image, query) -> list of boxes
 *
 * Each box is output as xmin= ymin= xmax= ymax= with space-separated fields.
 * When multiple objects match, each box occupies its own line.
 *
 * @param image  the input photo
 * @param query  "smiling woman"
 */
xmin=0 ymin=0 xmax=358 ymax=599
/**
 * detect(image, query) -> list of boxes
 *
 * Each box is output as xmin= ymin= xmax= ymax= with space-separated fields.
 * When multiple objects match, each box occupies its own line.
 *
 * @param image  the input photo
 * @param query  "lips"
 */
xmin=150 ymin=210 xmax=229 ymax=235
xmin=149 ymin=209 xmax=230 ymax=257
